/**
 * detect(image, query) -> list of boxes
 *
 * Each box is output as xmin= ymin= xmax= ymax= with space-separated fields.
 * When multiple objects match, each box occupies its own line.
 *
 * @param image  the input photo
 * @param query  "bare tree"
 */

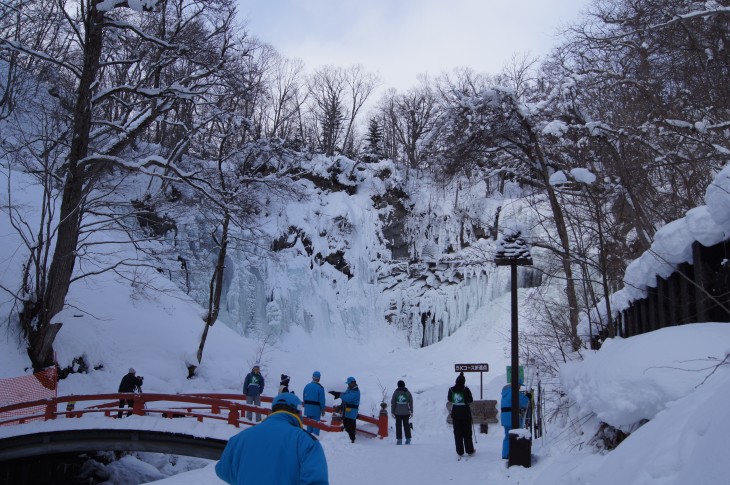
xmin=263 ymin=54 xmax=307 ymax=139
xmin=308 ymin=65 xmax=345 ymax=156
xmin=1 ymin=0 xmax=239 ymax=370
xmin=340 ymin=65 xmax=379 ymax=157
xmin=384 ymin=82 xmax=438 ymax=171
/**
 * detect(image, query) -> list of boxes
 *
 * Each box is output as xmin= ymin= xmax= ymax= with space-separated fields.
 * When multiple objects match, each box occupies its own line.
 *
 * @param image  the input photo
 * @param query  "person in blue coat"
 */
xmin=329 ymin=376 xmax=360 ymax=443
xmin=500 ymin=381 xmax=529 ymax=459
xmin=215 ymin=393 xmax=329 ymax=485
xmin=243 ymin=363 xmax=265 ymax=422
xmin=303 ymin=371 xmax=327 ymax=436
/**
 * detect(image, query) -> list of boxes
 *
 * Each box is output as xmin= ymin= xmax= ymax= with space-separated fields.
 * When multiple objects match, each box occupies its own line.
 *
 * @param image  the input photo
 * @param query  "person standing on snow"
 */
xmin=390 ymin=379 xmax=413 ymax=445
xmin=500 ymin=380 xmax=530 ymax=459
xmin=243 ymin=363 xmax=265 ymax=422
xmin=279 ymin=374 xmax=291 ymax=394
xmin=117 ymin=368 xmax=143 ymax=418
xmin=303 ymin=371 xmax=327 ymax=436
xmin=329 ymin=376 xmax=360 ymax=443
xmin=448 ymin=372 xmax=475 ymax=457
xmin=216 ymin=393 xmax=329 ymax=485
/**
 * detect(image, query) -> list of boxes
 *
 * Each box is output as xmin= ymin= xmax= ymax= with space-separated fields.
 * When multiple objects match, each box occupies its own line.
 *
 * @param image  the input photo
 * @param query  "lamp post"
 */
xmin=494 ymin=231 xmax=533 ymax=467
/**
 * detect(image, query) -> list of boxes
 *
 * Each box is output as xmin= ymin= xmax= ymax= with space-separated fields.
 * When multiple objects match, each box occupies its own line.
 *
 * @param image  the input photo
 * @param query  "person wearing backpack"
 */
xmin=390 ymin=380 xmax=413 ymax=445
xmin=448 ymin=372 xmax=475 ymax=457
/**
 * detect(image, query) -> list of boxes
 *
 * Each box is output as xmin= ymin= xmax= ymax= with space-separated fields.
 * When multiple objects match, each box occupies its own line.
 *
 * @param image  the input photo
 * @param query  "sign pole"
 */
xmin=510 ymin=262 xmax=519 ymax=433
xmin=494 ymin=230 xmax=533 ymax=467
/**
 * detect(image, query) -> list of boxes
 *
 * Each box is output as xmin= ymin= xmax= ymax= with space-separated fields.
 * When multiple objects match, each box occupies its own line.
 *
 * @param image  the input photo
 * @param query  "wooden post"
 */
xmin=228 ymin=408 xmax=240 ymax=427
xmin=657 ymin=278 xmax=667 ymax=330
xmin=692 ymin=242 xmax=708 ymax=322
xmin=132 ymin=396 xmax=144 ymax=416
xmin=679 ymin=264 xmax=691 ymax=324
xmin=44 ymin=400 xmax=56 ymax=421
xmin=647 ymin=285 xmax=657 ymax=332
xmin=667 ymin=273 xmax=678 ymax=326
xmin=378 ymin=402 xmax=389 ymax=438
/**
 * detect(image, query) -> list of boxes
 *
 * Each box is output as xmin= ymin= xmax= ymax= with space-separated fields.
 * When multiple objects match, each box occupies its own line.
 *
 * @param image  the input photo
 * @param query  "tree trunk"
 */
xmin=526 ymin=126 xmax=583 ymax=352
xmin=25 ymin=3 xmax=105 ymax=371
xmin=196 ymin=212 xmax=230 ymax=364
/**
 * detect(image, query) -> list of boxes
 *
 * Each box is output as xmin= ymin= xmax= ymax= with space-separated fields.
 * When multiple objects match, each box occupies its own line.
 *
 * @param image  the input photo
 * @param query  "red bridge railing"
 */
xmin=0 ymin=393 xmax=388 ymax=438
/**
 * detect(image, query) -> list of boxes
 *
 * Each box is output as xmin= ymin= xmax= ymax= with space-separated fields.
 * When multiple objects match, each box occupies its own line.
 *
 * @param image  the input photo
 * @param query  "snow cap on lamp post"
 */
xmin=494 ymin=230 xmax=533 ymax=266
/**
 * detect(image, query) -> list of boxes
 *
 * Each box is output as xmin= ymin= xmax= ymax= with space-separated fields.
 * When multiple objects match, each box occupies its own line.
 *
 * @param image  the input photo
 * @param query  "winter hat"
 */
xmin=272 ymin=392 xmax=302 ymax=414
xmin=455 ymin=372 xmax=466 ymax=385
xmin=397 ymin=380 xmax=405 ymax=388
xmin=129 ymin=368 xmax=136 ymax=374
xmin=312 ymin=371 xmax=321 ymax=379
xmin=252 ymin=363 xmax=260 ymax=370
xmin=346 ymin=376 xmax=356 ymax=384
xmin=280 ymin=374 xmax=290 ymax=383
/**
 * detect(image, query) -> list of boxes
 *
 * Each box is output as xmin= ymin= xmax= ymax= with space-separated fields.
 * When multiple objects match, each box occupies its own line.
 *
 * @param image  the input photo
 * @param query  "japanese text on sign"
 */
xmin=454 ymin=363 xmax=489 ymax=372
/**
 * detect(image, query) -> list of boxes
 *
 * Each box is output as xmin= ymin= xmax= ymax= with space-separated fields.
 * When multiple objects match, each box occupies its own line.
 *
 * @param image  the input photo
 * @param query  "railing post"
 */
xmin=44 ymin=400 xmax=56 ymax=421
xmin=378 ymin=402 xmax=388 ymax=438
xmin=228 ymin=407 xmax=240 ymax=427
xmin=330 ymin=410 xmax=342 ymax=429
xmin=132 ymin=395 xmax=144 ymax=416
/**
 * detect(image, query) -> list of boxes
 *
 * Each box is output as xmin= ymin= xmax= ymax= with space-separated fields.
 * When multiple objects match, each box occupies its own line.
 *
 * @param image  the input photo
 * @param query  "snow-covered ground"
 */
xmin=2 ymin=166 xmax=729 ymax=484
xmin=1 ymin=244 xmax=729 ymax=484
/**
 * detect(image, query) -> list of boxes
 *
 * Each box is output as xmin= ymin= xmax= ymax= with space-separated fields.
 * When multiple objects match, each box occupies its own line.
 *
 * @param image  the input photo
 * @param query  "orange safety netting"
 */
xmin=0 ymin=367 xmax=57 ymax=424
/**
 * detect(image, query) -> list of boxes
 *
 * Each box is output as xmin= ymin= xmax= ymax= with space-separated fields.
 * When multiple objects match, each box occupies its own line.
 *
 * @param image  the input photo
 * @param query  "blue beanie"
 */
xmin=313 ymin=371 xmax=321 ymax=378
xmin=346 ymin=376 xmax=356 ymax=384
xmin=272 ymin=393 xmax=302 ymax=414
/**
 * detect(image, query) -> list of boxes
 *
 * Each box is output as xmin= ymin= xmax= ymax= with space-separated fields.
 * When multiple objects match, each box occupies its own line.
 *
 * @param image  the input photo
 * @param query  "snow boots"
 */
xmin=406 ymin=438 xmax=411 ymax=445
xmin=396 ymin=439 xmax=402 ymax=445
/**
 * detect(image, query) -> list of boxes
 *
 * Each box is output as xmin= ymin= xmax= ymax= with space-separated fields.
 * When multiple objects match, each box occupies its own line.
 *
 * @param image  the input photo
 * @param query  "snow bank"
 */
xmin=561 ymin=323 xmax=730 ymax=428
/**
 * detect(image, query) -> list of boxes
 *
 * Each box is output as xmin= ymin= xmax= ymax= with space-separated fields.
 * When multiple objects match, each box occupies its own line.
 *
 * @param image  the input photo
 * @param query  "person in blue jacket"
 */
xmin=243 ymin=363 xmax=265 ymax=422
xmin=303 ymin=371 xmax=326 ymax=436
xmin=215 ymin=393 xmax=329 ymax=485
xmin=329 ymin=376 xmax=360 ymax=443
xmin=500 ymin=380 xmax=530 ymax=459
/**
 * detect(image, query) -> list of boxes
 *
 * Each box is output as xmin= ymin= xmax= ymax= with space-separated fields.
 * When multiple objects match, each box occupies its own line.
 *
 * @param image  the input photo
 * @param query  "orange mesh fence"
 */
xmin=0 ymin=367 xmax=57 ymax=424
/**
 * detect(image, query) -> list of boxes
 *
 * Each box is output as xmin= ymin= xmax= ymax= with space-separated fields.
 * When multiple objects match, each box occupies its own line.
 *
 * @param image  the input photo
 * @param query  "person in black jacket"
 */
xmin=118 ymin=368 xmax=143 ymax=418
xmin=390 ymin=380 xmax=413 ymax=445
xmin=448 ymin=372 xmax=475 ymax=457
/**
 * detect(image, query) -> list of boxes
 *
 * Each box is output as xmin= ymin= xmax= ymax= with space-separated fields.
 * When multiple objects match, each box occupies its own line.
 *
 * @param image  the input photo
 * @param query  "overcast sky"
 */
xmin=237 ymin=0 xmax=592 ymax=92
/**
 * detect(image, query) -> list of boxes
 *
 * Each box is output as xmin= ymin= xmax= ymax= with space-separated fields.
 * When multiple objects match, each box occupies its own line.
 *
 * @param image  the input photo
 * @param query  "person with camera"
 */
xmin=328 ymin=376 xmax=360 ymax=443
xmin=117 ymin=368 xmax=143 ymax=418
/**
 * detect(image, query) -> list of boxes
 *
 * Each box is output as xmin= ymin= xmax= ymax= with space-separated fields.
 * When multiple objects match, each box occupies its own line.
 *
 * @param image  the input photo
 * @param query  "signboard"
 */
xmin=506 ymin=365 xmax=524 ymax=384
xmin=455 ymin=363 xmax=489 ymax=372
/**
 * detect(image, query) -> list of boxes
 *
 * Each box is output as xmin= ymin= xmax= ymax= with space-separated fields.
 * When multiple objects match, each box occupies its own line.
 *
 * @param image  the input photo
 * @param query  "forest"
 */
xmin=1 ymin=0 xmax=729 ymax=373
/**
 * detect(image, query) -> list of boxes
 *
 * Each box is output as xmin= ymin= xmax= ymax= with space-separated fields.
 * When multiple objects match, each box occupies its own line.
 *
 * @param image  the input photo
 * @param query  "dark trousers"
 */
xmin=452 ymin=418 xmax=475 ymax=455
xmin=118 ymin=399 xmax=133 ymax=418
xmin=343 ymin=417 xmax=357 ymax=442
xmin=395 ymin=415 xmax=412 ymax=440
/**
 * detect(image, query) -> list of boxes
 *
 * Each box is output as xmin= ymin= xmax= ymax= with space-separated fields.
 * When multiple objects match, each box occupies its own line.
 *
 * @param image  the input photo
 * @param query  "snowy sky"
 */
xmin=236 ymin=0 xmax=592 ymax=91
